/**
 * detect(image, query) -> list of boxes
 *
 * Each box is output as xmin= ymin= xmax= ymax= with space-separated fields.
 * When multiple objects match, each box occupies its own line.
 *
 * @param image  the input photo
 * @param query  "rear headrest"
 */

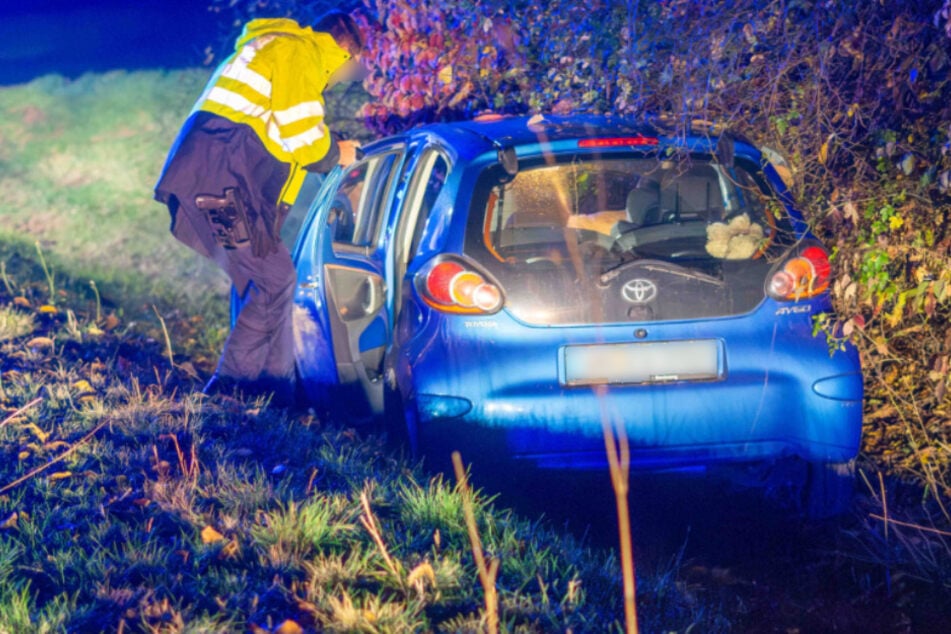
xmin=673 ymin=176 xmax=719 ymax=212
xmin=626 ymin=183 xmax=660 ymax=227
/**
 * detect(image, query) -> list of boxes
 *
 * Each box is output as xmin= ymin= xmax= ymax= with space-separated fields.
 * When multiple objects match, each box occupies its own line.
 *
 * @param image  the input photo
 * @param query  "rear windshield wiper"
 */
xmin=599 ymin=258 xmax=723 ymax=286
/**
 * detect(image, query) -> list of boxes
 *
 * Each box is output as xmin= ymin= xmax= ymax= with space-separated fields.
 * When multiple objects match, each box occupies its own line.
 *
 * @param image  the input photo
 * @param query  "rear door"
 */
xmin=293 ymin=147 xmax=405 ymax=418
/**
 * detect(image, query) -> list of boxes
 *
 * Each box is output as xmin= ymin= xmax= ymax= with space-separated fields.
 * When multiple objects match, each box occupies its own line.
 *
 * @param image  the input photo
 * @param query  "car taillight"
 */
xmin=420 ymin=259 xmax=503 ymax=314
xmin=767 ymin=245 xmax=831 ymax=301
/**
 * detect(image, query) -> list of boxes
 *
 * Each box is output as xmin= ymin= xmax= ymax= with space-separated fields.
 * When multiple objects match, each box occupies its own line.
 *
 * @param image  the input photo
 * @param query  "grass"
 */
xmin=0 ymin=307 xmax=34 ymax=342
xmin=0 ymin=283 xmax=735 ymax=632
xmin=0 ymin=69 xmax=229 ymax=323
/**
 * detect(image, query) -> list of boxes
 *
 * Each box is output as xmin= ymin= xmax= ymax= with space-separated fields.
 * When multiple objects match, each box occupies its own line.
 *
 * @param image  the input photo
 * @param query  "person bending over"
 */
xmin=154 ymin=11 xmax=366 ymax=406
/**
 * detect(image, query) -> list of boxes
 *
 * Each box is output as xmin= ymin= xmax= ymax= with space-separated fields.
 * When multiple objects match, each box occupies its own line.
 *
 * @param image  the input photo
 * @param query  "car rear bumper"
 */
xmin=414 ymin=370 xmax=862 ymax=468
xmin=396 ymin=301 xmax=863 ymax=470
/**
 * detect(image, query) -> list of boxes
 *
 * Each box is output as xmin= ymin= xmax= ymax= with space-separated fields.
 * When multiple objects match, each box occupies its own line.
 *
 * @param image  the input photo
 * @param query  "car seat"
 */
xmin=625 ymin=181 xmax=661 ymax=227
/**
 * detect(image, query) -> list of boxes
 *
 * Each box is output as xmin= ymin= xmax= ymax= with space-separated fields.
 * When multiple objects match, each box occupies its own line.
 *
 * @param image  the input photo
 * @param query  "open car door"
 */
xmin=293 ymin=149 xmax=405 ymax=419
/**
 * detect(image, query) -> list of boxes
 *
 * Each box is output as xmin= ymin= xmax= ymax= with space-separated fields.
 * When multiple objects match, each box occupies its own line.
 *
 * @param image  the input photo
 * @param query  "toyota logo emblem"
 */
xmin=621 ymin=279 xmax=657 ymax=304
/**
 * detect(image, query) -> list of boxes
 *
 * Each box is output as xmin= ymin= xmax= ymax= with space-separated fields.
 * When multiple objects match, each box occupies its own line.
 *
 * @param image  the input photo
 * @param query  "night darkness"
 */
xmin=0 ymin=0 xmax=219 ymax=85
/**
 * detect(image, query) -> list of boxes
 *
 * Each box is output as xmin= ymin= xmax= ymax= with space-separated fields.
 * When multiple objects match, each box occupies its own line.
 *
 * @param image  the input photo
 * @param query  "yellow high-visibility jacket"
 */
xmin=195 ymin=18 xmax=352 ymax=204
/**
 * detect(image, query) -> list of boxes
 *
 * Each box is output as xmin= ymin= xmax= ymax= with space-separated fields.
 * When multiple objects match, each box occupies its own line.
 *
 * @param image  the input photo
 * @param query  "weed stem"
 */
xmin=452 ymin=451 xmax=500 ymax=634
xmin=34 ymin=241 xmax=56 ymax=304
xmin=0 ymin=397 xmax=43 ymax=429
xmin=0 ymin=420 xmax=106 ymax=494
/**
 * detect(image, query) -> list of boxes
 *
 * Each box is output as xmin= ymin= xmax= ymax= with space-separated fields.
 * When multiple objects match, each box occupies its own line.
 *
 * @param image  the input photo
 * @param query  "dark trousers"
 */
xmin=218 ymin=242 xmax=296 ymax=388
xmin=155 ymin=113 xmax=297 ymax=398
xmin=162 ymin=192 xmax=297 ymax=398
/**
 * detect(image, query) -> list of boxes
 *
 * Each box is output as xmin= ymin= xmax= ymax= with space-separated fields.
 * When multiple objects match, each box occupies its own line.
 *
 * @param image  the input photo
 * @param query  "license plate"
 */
xmin=562 ymin=340 xmax=723 ymax=386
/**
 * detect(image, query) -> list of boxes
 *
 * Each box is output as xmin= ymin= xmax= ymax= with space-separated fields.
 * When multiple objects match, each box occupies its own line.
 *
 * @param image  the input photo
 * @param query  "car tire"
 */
xmin=802 ymin=459 xmax=856 ymax=520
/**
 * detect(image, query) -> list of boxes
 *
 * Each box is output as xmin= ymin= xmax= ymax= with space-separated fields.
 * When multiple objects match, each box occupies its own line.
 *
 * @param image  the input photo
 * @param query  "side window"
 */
xmin=330 ymin=151 xmax=401 ymax=247
xmin=396 ymin=150 xmax=451 ymax=268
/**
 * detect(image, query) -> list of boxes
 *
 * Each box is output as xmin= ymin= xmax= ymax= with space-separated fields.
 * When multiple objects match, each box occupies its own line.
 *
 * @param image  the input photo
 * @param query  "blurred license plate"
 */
xmin=563 ymin=340 xmax=722 ymax=386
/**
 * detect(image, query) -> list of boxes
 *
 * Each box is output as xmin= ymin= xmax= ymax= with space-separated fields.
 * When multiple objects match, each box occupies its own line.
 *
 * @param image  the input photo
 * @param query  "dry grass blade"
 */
xmin=0 ymin=420 xmax=106 ymax=494
xmin=868 ymin=515 xmax=951 ymax=538
xmin=597 ymin=385 xmax=639 ymax=634
xmin=359 ymin=485 xmax=403 ymax=582
xmin=160 ymin=432 xmax=199 ymax=483
xmin=878 ymin=470 xmax=890 ymax=541
xmin=0 ymin=396 xmax=43 ymax=429
xmin=451 ymin=451 xmax=499 ymax=634
xmin=152 ymin=304 xmax=175 ymax=369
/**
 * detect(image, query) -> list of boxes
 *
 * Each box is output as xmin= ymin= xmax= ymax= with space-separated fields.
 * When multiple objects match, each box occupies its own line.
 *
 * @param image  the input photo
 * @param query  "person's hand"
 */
xmin=337 ymin=139 xmax=362 ymax=166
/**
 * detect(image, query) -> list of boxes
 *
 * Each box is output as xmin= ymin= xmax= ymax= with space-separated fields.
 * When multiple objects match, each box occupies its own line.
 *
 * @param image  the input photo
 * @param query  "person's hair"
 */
xmin=314 ymin=10 xmax=364 ymax=57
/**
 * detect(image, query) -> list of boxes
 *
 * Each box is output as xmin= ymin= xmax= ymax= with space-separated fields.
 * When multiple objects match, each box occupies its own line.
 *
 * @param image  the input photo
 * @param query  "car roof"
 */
xmin=432 ymin=114 xmax=665 ymax=149
xmin=366 ymin=114 xmax=760 ymax=161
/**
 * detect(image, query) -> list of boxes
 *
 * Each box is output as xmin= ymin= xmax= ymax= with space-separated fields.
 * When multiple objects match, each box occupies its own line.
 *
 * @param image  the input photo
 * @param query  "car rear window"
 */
xmin=464 ymin=155 xmax=796 ymax=325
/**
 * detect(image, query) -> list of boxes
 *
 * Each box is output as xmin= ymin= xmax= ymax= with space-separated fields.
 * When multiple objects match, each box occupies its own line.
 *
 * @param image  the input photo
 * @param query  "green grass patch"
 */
xmin=0 ymin=289 xmax=727 ymax=632
xmin=0 ymin=69 xmax=232 ymax=324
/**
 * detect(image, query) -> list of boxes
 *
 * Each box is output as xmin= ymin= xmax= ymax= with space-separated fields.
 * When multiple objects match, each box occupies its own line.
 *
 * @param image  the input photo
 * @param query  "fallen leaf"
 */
xmin=17 ymin=450 xmax=30 ymax=461
xmin=71 ymin=380 xmax=97 ymax=403
xmin=104 ymin=314 xmax=120 ymax=331
xmin=38 ymin=305 xmax=58 ymax=315
xmin=72 ymin=379 xmax=94 ymax=393
xmin=201 ymin=525 xmax=225 ymax=544
xmin=23 ymin=423 xmax=50 ymax=443
xmin=872 ymin=337 xmax=890 ymax=356
xmin=49 ymin=471 xmax=72 ymax=482
xmin=900 ymin=153 xmax=915 ymax=175
xmin=0 ymin=512 xmax=18 ymax=529
xmin=218 ymin=538 xmax=240 ymax=560
xmin=13 ymin=297 xmax=31 ymax=308
xmin=177 ymin=361 xmax=199 ymax=379
xmin=274 ymin=620 xmax=303 ymax=634
xmin=26 ymin=337 xmax=55 ymax=349
xmin=408 ymin=561 xmax=437 ymax=590
xmin=86 ymin=325 xmax=104 ymax=336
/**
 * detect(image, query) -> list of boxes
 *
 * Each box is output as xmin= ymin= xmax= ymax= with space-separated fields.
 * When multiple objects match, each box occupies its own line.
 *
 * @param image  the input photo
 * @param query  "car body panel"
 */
xmin=290 ymin=114 xmax=863 ymax=472
xmin=390 ymin=294 xmax=861 ymax=469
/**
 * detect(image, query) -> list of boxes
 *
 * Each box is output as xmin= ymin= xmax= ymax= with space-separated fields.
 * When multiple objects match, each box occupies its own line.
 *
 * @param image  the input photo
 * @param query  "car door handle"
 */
xmin=299 ymin=281 xmax=318 ymax=289
xmin=362 ymin=277 xmax=385 ymax=314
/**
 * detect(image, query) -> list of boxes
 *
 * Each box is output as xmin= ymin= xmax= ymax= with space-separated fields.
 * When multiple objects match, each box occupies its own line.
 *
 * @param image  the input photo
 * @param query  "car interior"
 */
xmin=467 ymin=157 xmax=794 ymax=325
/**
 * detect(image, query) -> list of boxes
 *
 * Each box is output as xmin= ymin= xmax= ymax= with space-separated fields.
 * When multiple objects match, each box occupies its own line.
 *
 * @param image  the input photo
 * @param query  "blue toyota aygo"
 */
xmin=288 ymin=114 xmax=863 ymax=517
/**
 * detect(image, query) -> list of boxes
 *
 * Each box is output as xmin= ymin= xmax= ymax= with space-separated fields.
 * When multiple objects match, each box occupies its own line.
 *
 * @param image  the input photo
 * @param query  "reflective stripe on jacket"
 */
xmin=195 ymin=18 xmax=351 ymax=203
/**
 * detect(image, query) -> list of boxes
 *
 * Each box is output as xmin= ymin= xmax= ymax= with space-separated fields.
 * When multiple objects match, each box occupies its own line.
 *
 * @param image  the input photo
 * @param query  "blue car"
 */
xmin=288 ymin=114 xmax=863 ymax=516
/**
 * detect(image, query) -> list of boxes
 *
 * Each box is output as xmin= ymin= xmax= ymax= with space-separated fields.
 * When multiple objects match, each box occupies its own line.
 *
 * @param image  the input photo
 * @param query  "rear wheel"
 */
xmin=722 ymin=458 xmax=855 ymax=520
xmin=802 ymin=460 xmax=856 ymax=520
